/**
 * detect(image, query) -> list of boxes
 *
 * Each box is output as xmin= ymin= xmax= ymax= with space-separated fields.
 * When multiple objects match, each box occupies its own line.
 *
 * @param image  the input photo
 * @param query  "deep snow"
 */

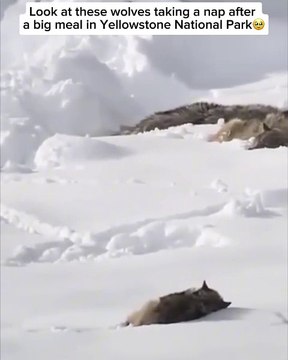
xmin=1 ymin=122 xmax=288 ymax=360
xmin=1 ymin=0 xmax=288 ymax=169
xmin=1 ymin=1 xmax=288 ymax=359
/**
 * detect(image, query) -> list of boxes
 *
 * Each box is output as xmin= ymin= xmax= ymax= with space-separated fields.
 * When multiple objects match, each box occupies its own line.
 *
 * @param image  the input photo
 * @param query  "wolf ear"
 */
xmin=202 ymin=281 xmax=209 ymax=290
xmin=222 ymin=301 xmax=231 ymax=309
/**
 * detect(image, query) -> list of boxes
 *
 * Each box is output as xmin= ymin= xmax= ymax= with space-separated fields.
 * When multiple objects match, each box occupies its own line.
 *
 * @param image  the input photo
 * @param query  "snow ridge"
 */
xmin=2 ymin=188 xmax=281 ymax=266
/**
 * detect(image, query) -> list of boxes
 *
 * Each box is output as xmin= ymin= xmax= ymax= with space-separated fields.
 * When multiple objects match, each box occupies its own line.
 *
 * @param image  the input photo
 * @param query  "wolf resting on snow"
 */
xmin=209 ymin=112 xmax=288 ymax=148
xmin=120 ymin=102 xmax=280 ymax=134
xmin=122 ymin=281 xmax=231 ymax=327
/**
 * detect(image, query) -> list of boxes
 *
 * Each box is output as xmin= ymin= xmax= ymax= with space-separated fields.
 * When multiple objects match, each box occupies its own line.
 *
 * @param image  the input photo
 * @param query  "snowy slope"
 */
xmin=1 ymin=0 xmax=288 ymax=168
xmin=1 ymin=123 xmax=287 ymax=360
xmin=1 ymin=72 xmax=287 ymax=169
xmin=1 ymin=1 xmax=288 ymax=359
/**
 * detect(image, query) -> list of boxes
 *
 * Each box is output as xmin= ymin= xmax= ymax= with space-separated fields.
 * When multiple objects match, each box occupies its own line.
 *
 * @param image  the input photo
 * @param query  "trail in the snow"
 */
xmin=1 ymin=185 xmax=284 ymax=266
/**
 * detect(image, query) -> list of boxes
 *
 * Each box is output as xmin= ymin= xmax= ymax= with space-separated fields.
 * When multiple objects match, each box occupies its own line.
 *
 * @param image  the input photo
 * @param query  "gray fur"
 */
xmin=123 ymin=281 xmax=231 ymax=327
xmin=209 ymin=112 xmax=288 ymax=146
xmin=248 ymin=126 xmax=288 ymax=150
xmin=120 ymin=102 xmax=281 ymax=134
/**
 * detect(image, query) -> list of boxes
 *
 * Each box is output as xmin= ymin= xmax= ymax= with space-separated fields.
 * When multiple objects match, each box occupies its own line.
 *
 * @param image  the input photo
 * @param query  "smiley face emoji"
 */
xmin=253 ymin=18 xmax=265 ymax=30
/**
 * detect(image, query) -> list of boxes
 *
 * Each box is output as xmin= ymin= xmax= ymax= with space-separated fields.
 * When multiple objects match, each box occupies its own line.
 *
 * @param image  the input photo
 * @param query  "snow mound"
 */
xmin=3 ymin=184 xmax=283 ymax=266
xmin=4 ymin=221 xmax=230 ymax=266
xmin=1 ymin=117 xmax=48 ymax=168
xmin=2 ymin=203 xmax=233 ymax=266
xmin=215 ymin=191 xmax=279 ymax=218
xmin=1 ymin=45 xmax=142 ymax=135
xmin=34 ymin=134 xmax=130 ymax=169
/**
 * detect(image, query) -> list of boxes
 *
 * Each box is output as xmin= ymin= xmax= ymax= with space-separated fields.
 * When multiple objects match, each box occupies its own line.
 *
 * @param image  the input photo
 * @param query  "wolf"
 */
xmin=208 ymin=118 xmax=265 ymax=142
xmin=264 ymin=112 xmax=288 ymax=130
xmin=119 ymin=102 xmax=280 ymax=134
xmin=209 ymin=111 xmax=288 ymax=144
xmin=248 ymin=123 xmax=288 ymax=150
xmin=122 ymin=281 xmax=231 ymax=327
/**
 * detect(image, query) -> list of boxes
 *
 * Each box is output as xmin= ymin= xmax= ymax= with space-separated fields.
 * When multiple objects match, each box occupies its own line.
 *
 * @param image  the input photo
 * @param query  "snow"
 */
xmin=1 ymin=1 xmax=288 ymax=359
xmin=34 ymin=134 xmax=131 ymax=169
xmin=1 ymin=0 xmax=288 ymax=167
xmin=1 ymin=121 xmax=287 ymax=359
xmin=203 ymin=72 xmax=288 ymax=109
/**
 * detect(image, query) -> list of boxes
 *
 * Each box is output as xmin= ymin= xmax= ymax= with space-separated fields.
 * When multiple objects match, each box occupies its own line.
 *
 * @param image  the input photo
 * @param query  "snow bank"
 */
xmin=203 ymin=73 xmax=288 ymax=109
xmin=1 ymin=116 xmax=48 ymax=168
xmin=0 ymin=47 xmax=142 ymax=135
xmin=34 ymin=134 xmax=130 ymax=169
xmin=1 ymin=0 xmax=287 ymax=168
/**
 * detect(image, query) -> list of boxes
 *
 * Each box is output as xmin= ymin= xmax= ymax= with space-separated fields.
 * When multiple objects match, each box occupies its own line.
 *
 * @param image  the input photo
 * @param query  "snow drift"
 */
xmin=1 ymin=123 xmax=287 ymax=360
xmin=1 ymin=0 xmax=288 ymax=168
xmin=1 ymin=3 xmax=287 ymax=358
xmin=34 ymin=134 xmax=131 ymax=169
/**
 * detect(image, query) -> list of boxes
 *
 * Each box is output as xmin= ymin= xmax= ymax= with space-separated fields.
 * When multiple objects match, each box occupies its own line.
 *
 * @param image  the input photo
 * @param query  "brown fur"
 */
xmin=122 ymin=281 xmax=231 ymax=327
xmin=209 ymin=111 xmax=288 ymax=143
xmin=125 ymin=299 xmax=160 ymax=326
xmin=209 ymin=118 xmax=265 ymax=142
xmin=264 ymin=112 xmax=288 ymax=131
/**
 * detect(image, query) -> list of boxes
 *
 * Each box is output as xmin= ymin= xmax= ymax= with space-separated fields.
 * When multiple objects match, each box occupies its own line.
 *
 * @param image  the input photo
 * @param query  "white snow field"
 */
xmin=1 ymin=0 xmax=288 ymax=169
xmin=1 ymin=121 xmax=288 ymax=360
xmin=1 ymin=1 xmax=288 ymax=358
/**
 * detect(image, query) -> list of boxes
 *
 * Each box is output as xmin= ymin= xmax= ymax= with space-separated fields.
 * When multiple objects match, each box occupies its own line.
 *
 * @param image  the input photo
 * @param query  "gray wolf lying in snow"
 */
xmin=120 ymin=102 xmax=280 ymax=134
xmin=248 ymin=123 xmax=288 ymax=150
xmin=208 ymin=118 xmax=265 ymax=142
xmin=209 ymin=112 xmax=288 ymax=146
xmin=121 ymin=281 xmax=231 ymax=327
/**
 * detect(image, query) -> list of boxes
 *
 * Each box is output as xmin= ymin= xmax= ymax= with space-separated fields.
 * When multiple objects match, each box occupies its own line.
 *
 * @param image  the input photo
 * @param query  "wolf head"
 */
xmin=193 ymin=281 xmax=231 ymax=312
xmin=248 ymin=124 xmax=288 ymax=150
